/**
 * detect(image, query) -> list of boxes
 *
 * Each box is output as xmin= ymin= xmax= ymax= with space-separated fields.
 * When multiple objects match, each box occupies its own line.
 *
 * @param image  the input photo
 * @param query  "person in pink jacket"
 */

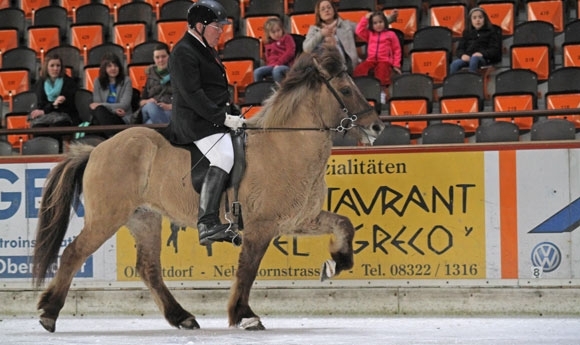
xmin=253 ymin=17 xmax=296 ymax=83
xmin=354 ymin=11 xmax=402 ymax=90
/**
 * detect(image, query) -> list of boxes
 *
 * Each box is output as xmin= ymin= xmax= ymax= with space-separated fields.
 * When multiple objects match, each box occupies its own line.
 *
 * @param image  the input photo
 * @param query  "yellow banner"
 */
xmin=117 ymin=151 xmax=486 ymax=281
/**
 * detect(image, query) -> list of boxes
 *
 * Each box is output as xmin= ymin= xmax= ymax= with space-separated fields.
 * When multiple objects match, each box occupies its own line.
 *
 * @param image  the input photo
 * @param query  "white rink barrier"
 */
xmin=2 ymin=143 xmax=580 ymax=316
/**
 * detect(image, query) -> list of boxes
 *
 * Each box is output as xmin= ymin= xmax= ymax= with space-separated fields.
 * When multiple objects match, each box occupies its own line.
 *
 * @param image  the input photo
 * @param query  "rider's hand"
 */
xmin=224 ymin=114 xmax=246 ymax=130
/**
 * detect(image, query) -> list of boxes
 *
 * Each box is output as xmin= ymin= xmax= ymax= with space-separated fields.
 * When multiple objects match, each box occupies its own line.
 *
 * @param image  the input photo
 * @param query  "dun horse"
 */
xmin=32 ymin=46 xmax=385 ymax=332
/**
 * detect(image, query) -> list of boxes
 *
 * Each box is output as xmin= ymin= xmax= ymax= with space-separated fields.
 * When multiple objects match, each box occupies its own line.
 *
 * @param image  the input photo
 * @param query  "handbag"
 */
xmin=29 ymin=111 xmax=73 ymax=128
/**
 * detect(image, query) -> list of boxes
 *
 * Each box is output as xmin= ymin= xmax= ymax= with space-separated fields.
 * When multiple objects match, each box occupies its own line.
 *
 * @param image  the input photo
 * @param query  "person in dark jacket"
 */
xmin=29 ymin=53 xmax=79 ymax=126
xmin=449 ymin=7 xmax=502 ymax=74
xmin=139 ymin=42 xmax=173 ymax=124
xmin=165 ymin=0 xmax=245 ymax=247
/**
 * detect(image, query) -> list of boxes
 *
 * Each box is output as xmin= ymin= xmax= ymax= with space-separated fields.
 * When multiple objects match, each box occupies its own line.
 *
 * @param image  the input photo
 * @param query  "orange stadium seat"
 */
xmin=440 ymin=73 xmax=484 ymax=133
xmin=0 ymin=30 xmax=18 ymax=62
xmin=27 ymin=26 xmax=60 ymax=63
xmin=492 ymin=69 xmax=539 ymax=131
xmin=102 ymin=0 xmax=131 ymax=22
xmin=70 ymin=24 xmax=104 ymax=65
xmin=510 ymin=21 xmax=554 ymax=82
xmin=0 ymin=69 xmax=31 ymax=106
xmin=21 ymin=0 xmax=50 ymax=19
xmin=389 ymin=99 xmax=430 ymax=135
xmin=429 ymin=1 xmax=466 ymax=38
xmin=384 ymin=7 xmax=418 ymax=41
xmin=526 ymin=0 xmax=564 ymax=33
xmin=5 ymin=114 xmax=30 ymax=150
xmin=409 ymin=26 xmax=453 ymax=85
xmin=144 ymin=0 xmax=171 ymax=20
xmin=127 ymin=63 xmax=149 ymax=93
xmin=83 ymin=66 xmax=100 ymax=92
xmin=478 ymin=0 xmax=516 ymax=36
xmin=222 ymin=60 xmax=254 ymax=95
xmin=546 ymin=93 xmax=580 ymax=126
xmin=545 ymin=67 xmax=580 ymax=127
xmin=410 ymin=51 xmax=448 ymax=85
xmin=510 ymin=45 xmax=551 ymax=82
xmin=387 ymin=74 xmax=434 ymax=136
xmin=156 ymin=20 xmax=187 ymax=50
xmin=113 ymin=23 xmax=147 ymax=63
xmin=289 ymin=13 xmax=315 ymax=35
xmin=244 ymin=15 xmax=271 ymax=40
xmin=493 ymin=94 xmax=535 ymax=130
xmin=440 ymin=97 xmax=480 ymax=132
xmin=61 ymin=0 xmax=91 ymax=20
xmin=562 ymin=21 xmax=580 ymax=67
xmin=337 ymin=10 xmax=369 ymax=24
xmin=563 ymin=43 xmax=580 ymax=67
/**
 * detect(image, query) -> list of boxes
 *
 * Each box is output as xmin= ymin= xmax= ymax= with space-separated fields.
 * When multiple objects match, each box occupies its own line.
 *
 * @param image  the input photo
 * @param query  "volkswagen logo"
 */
xmin=531 ymin=242 xmax=561 ymax=273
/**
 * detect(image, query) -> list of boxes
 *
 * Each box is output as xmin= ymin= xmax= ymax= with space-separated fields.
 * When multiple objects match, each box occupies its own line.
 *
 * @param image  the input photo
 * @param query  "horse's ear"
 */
xmin=312 ymin=57 xmax=330 ymax=79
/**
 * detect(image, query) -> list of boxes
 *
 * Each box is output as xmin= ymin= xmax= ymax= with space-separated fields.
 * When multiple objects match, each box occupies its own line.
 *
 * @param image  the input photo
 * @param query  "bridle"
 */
xmin=244 ymin=65 xmax=375 ymax=133
xmin=319 ymin=68 xmax=375 ymax=133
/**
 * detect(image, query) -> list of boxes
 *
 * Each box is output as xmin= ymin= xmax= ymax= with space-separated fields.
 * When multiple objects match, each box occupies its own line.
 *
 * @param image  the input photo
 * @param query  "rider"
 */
xmin=165 ymin=0 xmax=245 ymax=246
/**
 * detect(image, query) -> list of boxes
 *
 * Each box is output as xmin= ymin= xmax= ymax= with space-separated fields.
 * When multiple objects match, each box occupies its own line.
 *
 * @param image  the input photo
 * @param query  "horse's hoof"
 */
xmin=179 ymin=317 xmax=200 ymax=329
xmin=239 ymin=317 xmax=266 ymax=330
xmin=320 ymin=259 xmax=336 ymax=282
xmin=39 ymin=317 xmax=56 ymax=333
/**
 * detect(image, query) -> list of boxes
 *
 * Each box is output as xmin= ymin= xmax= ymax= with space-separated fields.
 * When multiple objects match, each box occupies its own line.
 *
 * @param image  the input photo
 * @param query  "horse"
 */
xmin=32 ymin=45 xmax=385 ymax=332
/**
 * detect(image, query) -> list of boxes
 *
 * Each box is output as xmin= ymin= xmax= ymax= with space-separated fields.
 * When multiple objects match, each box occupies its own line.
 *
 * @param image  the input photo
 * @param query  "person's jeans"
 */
xmin=141 ymin=102 xmax=172 ymax=124
xmin=253 ymin=65 xmax=290 ymax=83
xmin=449 ymin=55 xmax=486 ymax=74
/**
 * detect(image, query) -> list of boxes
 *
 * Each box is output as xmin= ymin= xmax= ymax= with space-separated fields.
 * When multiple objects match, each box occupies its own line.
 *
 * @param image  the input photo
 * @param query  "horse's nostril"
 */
xmin=372 ymin=124 xmax=383 ymax=133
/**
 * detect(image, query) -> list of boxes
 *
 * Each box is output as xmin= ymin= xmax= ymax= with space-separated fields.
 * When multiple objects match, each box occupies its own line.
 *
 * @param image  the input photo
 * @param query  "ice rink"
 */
xmin=2 ymin=316 xmax=580 ymax=345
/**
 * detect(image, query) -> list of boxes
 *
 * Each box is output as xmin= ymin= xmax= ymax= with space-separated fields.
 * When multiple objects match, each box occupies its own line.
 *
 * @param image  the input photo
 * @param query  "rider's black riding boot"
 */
xmin=197 ymin=166 xmax=233 ymax=246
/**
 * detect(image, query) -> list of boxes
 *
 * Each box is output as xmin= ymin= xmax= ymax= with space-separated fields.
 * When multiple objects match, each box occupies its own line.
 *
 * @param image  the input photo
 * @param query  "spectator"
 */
xmin=353 ymin=11 xmax=402 ymax=102
xmin=90 ymin=53 xmax=134 ymax=134
xmin=253 ymin=17 xmax=295 ymax=84
xmin=29 ymin=53 xmax=79 ymax=128
xmin=303 ymin=0 xmax=358 ymax=74
xmin=303 ymin=0 xmax=396 ymax=75
xmin=449 ymin=7 xmax=502 ymax=75
xmin=138 ymin=43 xmax=173 ymax=124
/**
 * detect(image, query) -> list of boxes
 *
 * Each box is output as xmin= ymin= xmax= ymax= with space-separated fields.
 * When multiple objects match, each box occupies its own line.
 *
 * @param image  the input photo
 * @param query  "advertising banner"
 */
xmin=1 ymin=147 xmax=579 ymax=286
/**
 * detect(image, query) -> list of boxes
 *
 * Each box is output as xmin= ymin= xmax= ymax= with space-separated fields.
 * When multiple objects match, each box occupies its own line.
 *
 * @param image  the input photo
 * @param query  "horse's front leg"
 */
xmin=228 ymin=222 xmax=273 ymax=330
xmin=302 ymin=210 xmax=355 ymax=281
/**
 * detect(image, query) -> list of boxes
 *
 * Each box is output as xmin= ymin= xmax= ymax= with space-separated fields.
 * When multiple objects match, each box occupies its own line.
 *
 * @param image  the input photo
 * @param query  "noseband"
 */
xmin=320 ymin=69 xmax=375 ymax=133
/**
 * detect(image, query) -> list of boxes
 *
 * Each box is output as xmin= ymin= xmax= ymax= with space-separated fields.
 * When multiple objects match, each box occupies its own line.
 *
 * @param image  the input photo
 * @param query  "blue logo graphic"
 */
xmin=529 ymin=197 xmax=580 ymax=233
xmin=531 ymin=242 xmax=561 ymax=273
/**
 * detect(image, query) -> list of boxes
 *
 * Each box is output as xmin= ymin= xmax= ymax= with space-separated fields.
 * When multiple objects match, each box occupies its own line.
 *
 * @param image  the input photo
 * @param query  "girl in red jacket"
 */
xmin=253 ymin=17 xmax=296 ymax=83
xmin=354 ymin=12 xmax=402 ymax=93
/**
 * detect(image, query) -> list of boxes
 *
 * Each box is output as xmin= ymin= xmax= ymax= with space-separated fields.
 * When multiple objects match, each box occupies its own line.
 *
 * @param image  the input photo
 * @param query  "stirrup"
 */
xmin=199 ymin=224 xmax=242 ymax=246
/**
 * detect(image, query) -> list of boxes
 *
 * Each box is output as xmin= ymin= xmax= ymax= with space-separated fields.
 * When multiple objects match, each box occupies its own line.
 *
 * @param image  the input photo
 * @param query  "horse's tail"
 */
xmin=32 ymin=144 xmax=94 ymax=287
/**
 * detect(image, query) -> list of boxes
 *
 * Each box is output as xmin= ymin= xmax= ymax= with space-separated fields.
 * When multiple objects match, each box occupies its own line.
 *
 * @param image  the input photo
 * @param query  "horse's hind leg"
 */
xmin=228 ymin=223 xmax=273 ymax=330
xmin=38 ymin=226 xmax=117 ymax=332
xmin=127 ymin=209 xmax=199 ymax=330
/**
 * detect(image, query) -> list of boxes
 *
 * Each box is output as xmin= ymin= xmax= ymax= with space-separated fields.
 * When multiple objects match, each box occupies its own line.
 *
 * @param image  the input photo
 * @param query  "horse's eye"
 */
xmin=340 ymin=87 xmax=351 ymax=95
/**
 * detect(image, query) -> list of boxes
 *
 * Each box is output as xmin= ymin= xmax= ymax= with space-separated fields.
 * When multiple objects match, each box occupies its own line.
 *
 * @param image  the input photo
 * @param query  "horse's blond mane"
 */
xmin=247 ymin=46 xmax=345 ymax=129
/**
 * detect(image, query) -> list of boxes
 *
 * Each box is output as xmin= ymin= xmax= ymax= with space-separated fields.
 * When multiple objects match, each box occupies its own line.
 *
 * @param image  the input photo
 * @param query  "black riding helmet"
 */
xmin=187 ymin=0 xmax=229 ymax=28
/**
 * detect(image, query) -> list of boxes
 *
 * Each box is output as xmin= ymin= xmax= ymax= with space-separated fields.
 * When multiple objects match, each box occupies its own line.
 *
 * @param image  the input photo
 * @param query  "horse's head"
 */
xmin=253 ymin=45 xmax=385 ymax=145
xmin=308 ymin=46 xmax=385 ymax=144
